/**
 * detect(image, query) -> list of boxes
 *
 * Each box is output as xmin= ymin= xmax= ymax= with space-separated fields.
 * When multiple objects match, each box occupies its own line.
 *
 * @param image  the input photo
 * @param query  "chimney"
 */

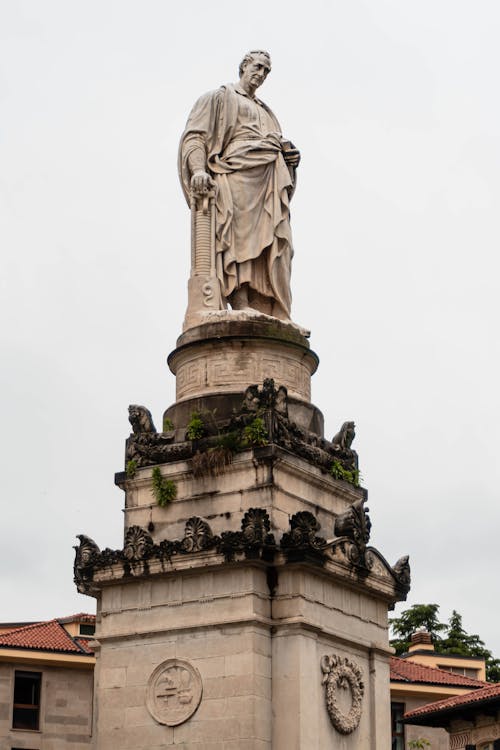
xmin=408 ymin=629 xmax=435 ymax=652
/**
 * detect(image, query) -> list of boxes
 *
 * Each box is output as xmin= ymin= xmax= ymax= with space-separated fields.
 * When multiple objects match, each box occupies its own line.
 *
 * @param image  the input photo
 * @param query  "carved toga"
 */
xmin=179 ymin=51 xmax=300 ymax=328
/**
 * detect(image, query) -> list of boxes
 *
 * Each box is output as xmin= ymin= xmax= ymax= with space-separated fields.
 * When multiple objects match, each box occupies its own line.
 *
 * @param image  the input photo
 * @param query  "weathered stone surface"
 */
xmin=74 ymin=49 xmax=411 ymax=744
xmin=168 ymin=320 xmax=317 ymax=403
xmin=179 ymin=51 xmax=300 ymax=329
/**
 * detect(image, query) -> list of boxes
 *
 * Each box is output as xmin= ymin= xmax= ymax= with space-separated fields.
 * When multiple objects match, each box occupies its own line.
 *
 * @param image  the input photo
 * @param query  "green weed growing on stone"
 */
xmin=151 ymin=466 xmax=177 ymax=507
xmin=126 ymin=459 xmax=138 ymax=478
xmin=243 ymin=417 xmax=268 ymax=447
xmin=186 ymin=411 xmax=205 ymax=440
xmin=330 ymin=459 xmax=359 ymax=487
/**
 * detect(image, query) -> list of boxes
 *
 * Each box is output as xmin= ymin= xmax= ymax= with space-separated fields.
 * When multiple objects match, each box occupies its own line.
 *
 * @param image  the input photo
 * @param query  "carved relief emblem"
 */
xmin=321 ymin=654 xmax=364 ymax=734
xmin=146 ymin=659 xmax=202 ymax=726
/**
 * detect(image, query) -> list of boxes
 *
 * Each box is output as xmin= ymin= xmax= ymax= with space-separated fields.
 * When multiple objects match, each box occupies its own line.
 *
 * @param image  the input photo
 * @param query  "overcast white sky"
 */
xmin=1 ymin=1 xmax=499 ymax=657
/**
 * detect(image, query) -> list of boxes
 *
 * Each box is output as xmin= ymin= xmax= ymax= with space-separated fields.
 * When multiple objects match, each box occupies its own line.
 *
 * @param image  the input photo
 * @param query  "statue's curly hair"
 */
xmin=239 ymin=50 xmax=271 ymax=78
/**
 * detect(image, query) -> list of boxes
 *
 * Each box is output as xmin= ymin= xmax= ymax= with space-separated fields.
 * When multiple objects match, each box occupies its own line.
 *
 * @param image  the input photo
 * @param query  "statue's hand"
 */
xmin=191 ymin=170 xmax=214 ymax=195
xmin=283 ymin=148 xmax=301 ymax=168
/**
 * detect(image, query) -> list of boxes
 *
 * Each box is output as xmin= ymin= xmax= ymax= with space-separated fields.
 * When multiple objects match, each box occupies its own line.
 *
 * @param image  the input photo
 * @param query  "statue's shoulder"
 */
xmin=195 ymin=85 xmax=227 ymax=105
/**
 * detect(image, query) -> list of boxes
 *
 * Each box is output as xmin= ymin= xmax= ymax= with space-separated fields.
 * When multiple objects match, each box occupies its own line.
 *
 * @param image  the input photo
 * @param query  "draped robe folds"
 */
xmin=179 ymin=84 xmax=294 ymax=319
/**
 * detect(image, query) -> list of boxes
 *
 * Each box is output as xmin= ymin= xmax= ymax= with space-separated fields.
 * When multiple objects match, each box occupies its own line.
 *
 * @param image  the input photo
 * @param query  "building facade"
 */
xmin=0 ymin=614 xmax=95 ymax=750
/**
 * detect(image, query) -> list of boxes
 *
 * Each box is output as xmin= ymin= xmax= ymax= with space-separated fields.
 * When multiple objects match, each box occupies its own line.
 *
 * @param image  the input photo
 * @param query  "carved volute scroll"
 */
xmin=73 ymin=534 xmax=100 ymax=594
xmin=392 ymin=555 xmax=411 ymax=592
xmin=321 ymin=654 xmax=364 ymax=734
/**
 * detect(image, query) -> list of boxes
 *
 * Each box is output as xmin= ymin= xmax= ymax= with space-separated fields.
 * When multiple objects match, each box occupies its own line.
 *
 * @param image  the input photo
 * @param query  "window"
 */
xmin=79 ymin=623 xmax=95 ymax=636
xmin=391 ymin=702 xmax=405 ymax=750
xmin=12 ymin=671 xmax=41 ymax=730
xmin=438 ymin=665 xmax=480 ymax=679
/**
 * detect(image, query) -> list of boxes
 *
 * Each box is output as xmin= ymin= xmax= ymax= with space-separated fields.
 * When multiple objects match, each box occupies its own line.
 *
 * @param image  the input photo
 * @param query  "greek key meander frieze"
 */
xmin=321 ymin=654 xmax=364 ymax=735
xmin=146 ymin=658 xmax=202 ymax=726
xmin=208 ymin=358 xmax=259 ymax=384
xmin=176 ymin=353 xmax=311 ymax=400
xmin=176 ymin=359 xmax=205 ymax=391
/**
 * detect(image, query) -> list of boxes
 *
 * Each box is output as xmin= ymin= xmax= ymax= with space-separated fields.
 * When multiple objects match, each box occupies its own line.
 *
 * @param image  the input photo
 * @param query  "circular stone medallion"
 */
xmin=146 ymin=658 xmax=202 ymax=726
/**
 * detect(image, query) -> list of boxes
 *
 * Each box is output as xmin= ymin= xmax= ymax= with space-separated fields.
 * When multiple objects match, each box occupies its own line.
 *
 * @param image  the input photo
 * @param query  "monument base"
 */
xmin=168 ymin=316 xmax=318 ymax=404
xmin=74 ymin=321 xmax=410 ymax=749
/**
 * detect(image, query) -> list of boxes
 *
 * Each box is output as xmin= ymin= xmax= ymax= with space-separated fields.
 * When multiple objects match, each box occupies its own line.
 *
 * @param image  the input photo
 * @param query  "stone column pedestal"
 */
xmin=74 ymin=318 xmax=411 ymax=749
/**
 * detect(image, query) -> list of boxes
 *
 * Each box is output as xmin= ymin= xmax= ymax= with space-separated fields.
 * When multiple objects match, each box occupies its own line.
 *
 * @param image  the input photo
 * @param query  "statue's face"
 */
xmin=240 ymin=53 xmax=271 ymax=91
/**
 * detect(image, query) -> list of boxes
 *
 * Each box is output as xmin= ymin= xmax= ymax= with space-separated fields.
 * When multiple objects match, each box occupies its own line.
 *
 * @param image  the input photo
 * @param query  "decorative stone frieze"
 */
xmin=146 ymin=658 xmax=202 ymax=726
xmin=123 ymin=525 xmax=154 ymax=561
xmin=280 ymin=511 xmax=326 ymax=554
xmin=320 ymin=654 xmax=364 ymax=734
xmin=74 ymin=510 xmax=277 ymax=591
xmin=168 ymin=321 xmax=318 ymax=403
xmin=181 ymin=516 xmax=214 ymax=552
xmin=124 ymin=379 xmax=359 ymax=482
xmin=74 ymin=505 xmax=409 ymax=597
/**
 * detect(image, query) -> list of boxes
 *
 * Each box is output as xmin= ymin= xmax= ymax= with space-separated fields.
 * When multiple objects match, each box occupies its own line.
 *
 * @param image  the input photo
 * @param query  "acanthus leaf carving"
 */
xmin=281 ymin=511 xmax=326 ymax=553
xmin=241 ymin=507 xmax=272 ymax=545
xmin=123 ymin=525 xmax=153 ymax=561
xmin=330 ymin=498 xmax=372 ymax=571
xmin=218 ymin=508 xmax=275 ymax=561
xmin=181 ymin=517 xmax=214 ymax=552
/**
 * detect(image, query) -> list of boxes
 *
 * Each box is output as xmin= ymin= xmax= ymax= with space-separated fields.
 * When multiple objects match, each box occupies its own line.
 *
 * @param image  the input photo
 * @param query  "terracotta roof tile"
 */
xmin=390 ymin=656 xmax=486 ymax=688
xmin=0 ymin=619 xmax=90 ymax=654
xmin=404 ymin=682 xmax=500 ymax=720
xmin=74 ymin=638 xmax=94 ymax=655
xmin=57 ymin=613 xmax=96 ymax=624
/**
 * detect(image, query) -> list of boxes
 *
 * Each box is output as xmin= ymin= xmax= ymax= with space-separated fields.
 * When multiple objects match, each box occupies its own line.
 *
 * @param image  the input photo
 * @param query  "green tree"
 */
xmin=440 ymin=611 xmax=500 ymax=682
xmin=390 ymin=604 xmax=500 ymax=682
xmin=389 ymin=603 xmax=446 ymax=655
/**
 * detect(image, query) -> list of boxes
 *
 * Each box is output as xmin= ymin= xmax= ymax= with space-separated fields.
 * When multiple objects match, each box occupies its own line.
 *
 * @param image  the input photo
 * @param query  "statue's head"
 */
xmin=239 ymin=50 xmax=271 ymax=90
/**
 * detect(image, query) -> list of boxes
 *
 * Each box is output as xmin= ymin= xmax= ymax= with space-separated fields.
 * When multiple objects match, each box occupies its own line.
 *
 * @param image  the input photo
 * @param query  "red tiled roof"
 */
xmin=74 ymin=638 xmax=94 ymax=655
xmin=58 ymin=613 xmax=96 ymax=624
xmin=405 ymin=682 xmax=500 ymax=720
xmin=0 ymin=619 xmax=92 ymax=655
xmin=390 ymin=656 xmax=486 ymax=688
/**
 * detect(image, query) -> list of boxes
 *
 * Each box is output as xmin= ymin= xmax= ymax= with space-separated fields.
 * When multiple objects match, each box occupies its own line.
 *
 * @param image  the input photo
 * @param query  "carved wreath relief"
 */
xmin=321 ymin=654 xmax=364 ymax=735
xmin=146 ymin=659 xmax=202 ymax=726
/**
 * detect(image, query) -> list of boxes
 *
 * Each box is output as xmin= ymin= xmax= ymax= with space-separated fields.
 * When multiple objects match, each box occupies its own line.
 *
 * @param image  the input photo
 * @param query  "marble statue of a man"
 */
xmin=179 ymin=50 xmax=300 ymax=321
